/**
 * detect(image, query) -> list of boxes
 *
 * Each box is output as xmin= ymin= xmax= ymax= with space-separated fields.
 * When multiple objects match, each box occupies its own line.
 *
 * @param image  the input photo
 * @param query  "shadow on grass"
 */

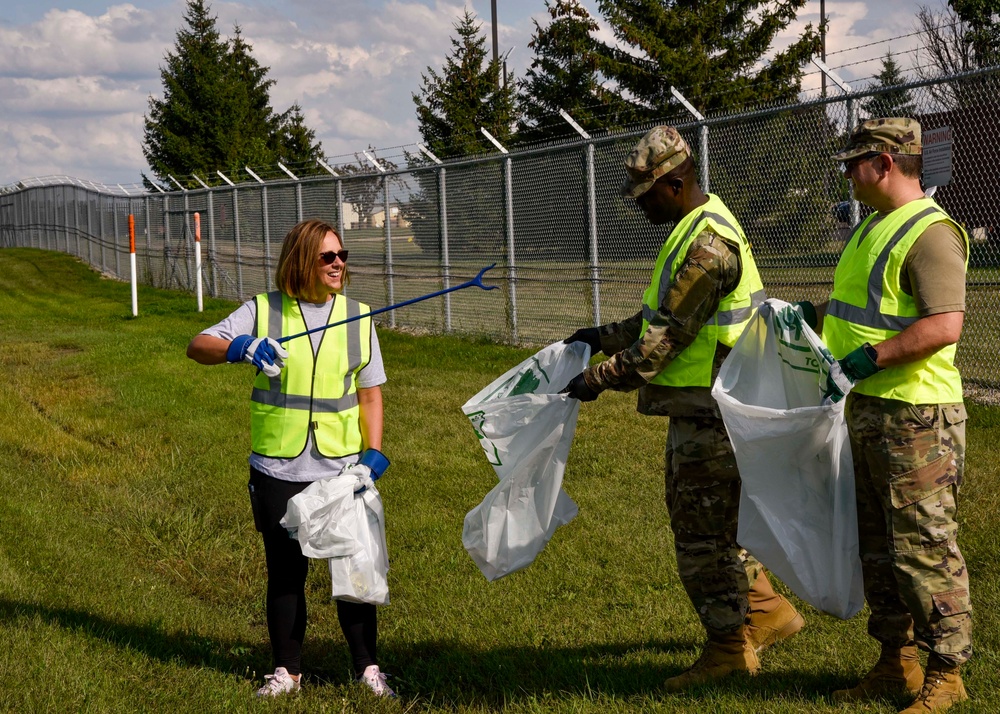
xmin=0 ymin=598 xmax=268 ymax=675
xmin=303 ymin=635 xmax=849 ymax=708
xmin=1 ymin=598 xmax=852 ymax=707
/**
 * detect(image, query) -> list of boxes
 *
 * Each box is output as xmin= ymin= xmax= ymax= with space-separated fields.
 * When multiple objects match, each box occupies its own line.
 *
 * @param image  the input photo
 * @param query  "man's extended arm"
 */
xmin=584 ymin=230 xmax=741 ymax=392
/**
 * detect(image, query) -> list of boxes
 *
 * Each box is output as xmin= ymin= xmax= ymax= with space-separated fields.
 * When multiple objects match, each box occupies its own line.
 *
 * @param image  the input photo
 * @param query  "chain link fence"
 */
xmin=3 ymin=68 xmax=999 ymax=393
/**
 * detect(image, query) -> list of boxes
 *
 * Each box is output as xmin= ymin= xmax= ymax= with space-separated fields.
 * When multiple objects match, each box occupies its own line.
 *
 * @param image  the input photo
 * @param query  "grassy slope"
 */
xmin=0 ymin=248 xmax=996 ymax=713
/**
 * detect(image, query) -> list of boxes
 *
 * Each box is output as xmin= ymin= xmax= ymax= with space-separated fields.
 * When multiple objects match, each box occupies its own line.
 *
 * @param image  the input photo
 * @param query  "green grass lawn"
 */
xmin=0 ymin=248 xmax=997 ymax=712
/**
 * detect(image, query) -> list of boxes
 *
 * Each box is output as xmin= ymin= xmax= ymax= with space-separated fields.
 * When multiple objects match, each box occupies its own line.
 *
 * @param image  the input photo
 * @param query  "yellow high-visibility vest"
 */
xmin=641 ymin=194 xmax=765 ymax=387
xmin=250 ymin=292 xmax=371 ymax=457
xmin=822 ymin=197 xmax=967 ymax=404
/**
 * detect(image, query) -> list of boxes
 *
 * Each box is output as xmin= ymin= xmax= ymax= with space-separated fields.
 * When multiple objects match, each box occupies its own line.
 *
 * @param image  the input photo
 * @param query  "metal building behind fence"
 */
xmin=2 ymin=68 xmax=999 ymax=393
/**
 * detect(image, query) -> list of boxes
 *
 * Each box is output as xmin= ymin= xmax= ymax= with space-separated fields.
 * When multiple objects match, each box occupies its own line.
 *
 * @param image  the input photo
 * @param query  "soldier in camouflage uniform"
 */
xmin=794 ymin=118 xmax=972 ymax=713
xmin=563 ymin=126 xmax=804 ymax=691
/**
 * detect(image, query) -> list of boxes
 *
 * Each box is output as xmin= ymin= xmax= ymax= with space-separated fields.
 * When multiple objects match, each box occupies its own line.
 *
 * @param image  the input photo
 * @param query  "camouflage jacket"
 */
xmin=584 ymin=229 xmax=741 ymax=417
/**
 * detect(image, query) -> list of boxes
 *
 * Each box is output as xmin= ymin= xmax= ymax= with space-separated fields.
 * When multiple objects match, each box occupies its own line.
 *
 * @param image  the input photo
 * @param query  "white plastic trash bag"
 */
xmin=462 ymin=341 xmax=589 ymax=580
xmin=280 ymin=476 xmax=359 ymax=558
xmin=711 ymin=298 xmax=865 ymax=619
xmin=280 ymin=477 xmax=390 ymax=605
xmin=328 ymin=488 xmax=390 ymax=605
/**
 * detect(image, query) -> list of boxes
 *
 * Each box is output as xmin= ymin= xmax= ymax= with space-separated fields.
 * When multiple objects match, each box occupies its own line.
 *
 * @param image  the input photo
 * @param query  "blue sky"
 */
xmin=0 ymin=0 xmax=938 ymax=187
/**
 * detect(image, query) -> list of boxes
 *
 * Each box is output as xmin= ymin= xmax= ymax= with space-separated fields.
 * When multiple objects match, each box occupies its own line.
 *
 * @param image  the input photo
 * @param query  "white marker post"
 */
xmin=194 ymin=212 xmax=203 ymax=312
xmin=128 ymin=214 xmax=138 ymax=316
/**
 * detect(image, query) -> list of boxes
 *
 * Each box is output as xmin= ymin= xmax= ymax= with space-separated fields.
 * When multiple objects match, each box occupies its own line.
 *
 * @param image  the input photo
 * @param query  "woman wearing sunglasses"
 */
xmin=187 ymin=219 xmax=393 ymax=698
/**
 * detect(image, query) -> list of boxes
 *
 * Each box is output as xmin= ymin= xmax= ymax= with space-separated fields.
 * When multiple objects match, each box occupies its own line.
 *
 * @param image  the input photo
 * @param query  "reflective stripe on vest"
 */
xmin=822 ymin=198 xmax=967 ymax=405
xmin=250 ymin=291 xmax=371 ymax=458
xmin=640 ymin=194 xmax=765 ymax=387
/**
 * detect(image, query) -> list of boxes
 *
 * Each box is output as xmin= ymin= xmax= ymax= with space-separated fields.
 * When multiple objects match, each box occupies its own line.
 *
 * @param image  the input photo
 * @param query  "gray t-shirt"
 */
xmin=201 ymin=296 xmax=387 ymax=482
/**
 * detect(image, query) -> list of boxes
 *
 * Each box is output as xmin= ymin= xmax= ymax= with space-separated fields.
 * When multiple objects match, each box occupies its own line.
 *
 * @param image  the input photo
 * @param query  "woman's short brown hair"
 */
xmin=274 ymin=219 xmax=351 ymax=298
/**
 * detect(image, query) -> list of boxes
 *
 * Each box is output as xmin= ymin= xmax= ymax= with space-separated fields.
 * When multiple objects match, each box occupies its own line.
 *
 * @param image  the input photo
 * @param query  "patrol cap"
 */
xmin=621 ymin=125 xmax=691 ymax=198
xmin=832 ymin=117 xmax=922 ymax=161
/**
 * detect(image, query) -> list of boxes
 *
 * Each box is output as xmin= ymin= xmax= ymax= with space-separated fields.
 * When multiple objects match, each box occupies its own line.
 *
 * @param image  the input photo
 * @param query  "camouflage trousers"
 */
xmin=664 ymin=415 xmax=763 ymax=635
xmin=847 ymin=394 xmax=972 ymax=666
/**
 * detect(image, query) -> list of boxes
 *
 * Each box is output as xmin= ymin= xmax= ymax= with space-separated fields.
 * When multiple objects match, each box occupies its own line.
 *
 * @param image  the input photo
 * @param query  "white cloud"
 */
xmin=0 ymin=0 xmax=925 ymax=186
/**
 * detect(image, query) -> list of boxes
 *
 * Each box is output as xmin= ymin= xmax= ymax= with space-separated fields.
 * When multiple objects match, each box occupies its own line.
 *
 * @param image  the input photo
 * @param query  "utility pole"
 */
xmin=821 ymin=0 xmax=827 ymax=98
xmin=491 ymin=0 xmax=499 ymax=65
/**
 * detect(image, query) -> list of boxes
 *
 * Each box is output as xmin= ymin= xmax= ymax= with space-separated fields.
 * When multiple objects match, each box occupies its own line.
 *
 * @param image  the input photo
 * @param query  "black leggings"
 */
xmin=250 ymin=467 xmax=378 ymax=677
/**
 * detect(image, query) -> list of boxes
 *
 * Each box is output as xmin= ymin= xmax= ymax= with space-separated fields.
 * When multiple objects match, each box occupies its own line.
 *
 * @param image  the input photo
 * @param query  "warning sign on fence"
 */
xmin=923 ymin=126 xmax=953 ymax=188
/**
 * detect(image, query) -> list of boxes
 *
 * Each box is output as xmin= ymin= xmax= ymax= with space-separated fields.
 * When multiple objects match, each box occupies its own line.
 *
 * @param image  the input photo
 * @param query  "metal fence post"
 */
xmin=586 ymin=141 xmax=601 ymax=326
xmin=233 ymin=187 xmax=244 ymax=298
xmin=847 ymin=96 xmax=860 ymax=226
xmin=86 ymin=192 xmax=94 ymax=266
xmin=383 ymin=176 xmax=395 ymax=326
xmin=440 ymin=167 xmax=451 ymax=332
xmin=417 ymin=144 xmax=450 ymax=332
xmin=481 ymin=128 xmax=517 ymax=343
xmin=262 ymin=185 xmax=272 ymax=292
xmin=183 ymin=190 xmax=193 ymax=289
xmin=670 ymin=86 xmax=709 ymax=191
xmin=113 ymin=199 xmax=121 ymax=277
xmin=63 ymin=186 xmax=71 ymax=253
xmin=207 ymin=189 xmax=218 ymax=297
xmin=73 ymin=188 xmax=81 ymax=257
xmin=163 ymin=194 xmax=171 ymax=287
xmin=144 ymin=196 xmax=151 ymax=281
xmin=336 ymin=180 xmax=345 ymax=239
xmin=100 ymin=194 xmax=109 ymax=272
xmin=504 ymin=155 xmax=518 ymax=343
xmin=700 ymin=124 xmax=710 ymax=193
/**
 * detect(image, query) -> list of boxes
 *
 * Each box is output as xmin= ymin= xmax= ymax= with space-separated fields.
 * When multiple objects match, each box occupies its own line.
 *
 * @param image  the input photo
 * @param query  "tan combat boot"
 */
xmin=746 ymin=570 xmax=805 ymax=654
xmin=898 ymin=655 xmax=968 ymax=713
xmin=832 ymin=644 xmax=923 ymax=703
xmin=664 ymin=629 xmax=760 ymax=692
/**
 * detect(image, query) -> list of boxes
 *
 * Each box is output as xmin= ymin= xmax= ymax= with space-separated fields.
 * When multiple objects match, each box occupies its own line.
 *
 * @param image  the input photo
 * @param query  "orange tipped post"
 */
xmin=194 ymin=212 xmax=203 ymax=312
xmin=128 ymin=214 xmax=138 ymax=316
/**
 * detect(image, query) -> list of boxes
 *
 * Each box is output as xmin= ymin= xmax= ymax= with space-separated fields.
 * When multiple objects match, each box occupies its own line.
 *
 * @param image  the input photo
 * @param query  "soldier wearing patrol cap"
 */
xmin=562 ymin=125 xmax=804 ymax=690
xmin=792 ymin=118 xmax=972 ymax=713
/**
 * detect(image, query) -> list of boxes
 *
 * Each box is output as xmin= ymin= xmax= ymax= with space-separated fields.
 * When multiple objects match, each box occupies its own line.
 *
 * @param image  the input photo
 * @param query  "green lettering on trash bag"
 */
xmin=510 ymin=369 xmax=540 ymax=395
xmin=467 ymin=410 xmax=502 ymax=466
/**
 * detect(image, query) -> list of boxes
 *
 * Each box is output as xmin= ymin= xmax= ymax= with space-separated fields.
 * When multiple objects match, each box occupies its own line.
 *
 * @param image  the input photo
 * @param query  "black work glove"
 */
xmin=561 ymin=372 xmax=600 ymax=402
xmin=563 ymin=327 xmax=602 ymax=355
xmin=793 ymin=301 xmax=818 ymax=330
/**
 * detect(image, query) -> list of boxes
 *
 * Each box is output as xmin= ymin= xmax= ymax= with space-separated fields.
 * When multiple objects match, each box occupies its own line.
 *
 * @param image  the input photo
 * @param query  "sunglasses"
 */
xmin=318 ymin=249 xmax=349 ymax=265
xmin=840 ymin=152 xmax=880 ymax=173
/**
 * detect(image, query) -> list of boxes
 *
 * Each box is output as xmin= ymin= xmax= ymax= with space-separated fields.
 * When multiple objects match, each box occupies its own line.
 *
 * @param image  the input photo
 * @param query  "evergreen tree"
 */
xmin=863 ymin=51 xmax=917 ymax=118
xmin=518 ymin=0 xmax=629 ymax=141
xmin=412 ymin=9 xmax=518 ymax=158
xmin=275 ymin=104 xmax=324 ymax=173
xmin=143 ymin=1 xmax=321 ymax=187
xmin=592 ymin=0 xmax=822 ymax=119
xmin=224 ymin=26 xmax=279 ymax=172
xmin=143 ymin=0 xmax=230 ymax=185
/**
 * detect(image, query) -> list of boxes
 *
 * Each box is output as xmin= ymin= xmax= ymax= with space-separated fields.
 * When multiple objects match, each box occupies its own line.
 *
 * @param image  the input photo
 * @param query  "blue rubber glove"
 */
xmin=823 ymin=343 xmax=882 ymax=403
xmin=560 ymin=372 xmax=599 ymax=402
xmin=347 ymin=448 xmax=391 ymax=494
xmin=226 ymin=335 xmax=288 ymax=378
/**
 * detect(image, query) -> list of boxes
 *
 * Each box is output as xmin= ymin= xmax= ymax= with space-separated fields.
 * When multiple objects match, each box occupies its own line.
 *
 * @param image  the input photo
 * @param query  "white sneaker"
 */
xmin=359 ymin=664 xmax=395 ymax=697
xmin=256 ymin=667 xmax=301 ymax=697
